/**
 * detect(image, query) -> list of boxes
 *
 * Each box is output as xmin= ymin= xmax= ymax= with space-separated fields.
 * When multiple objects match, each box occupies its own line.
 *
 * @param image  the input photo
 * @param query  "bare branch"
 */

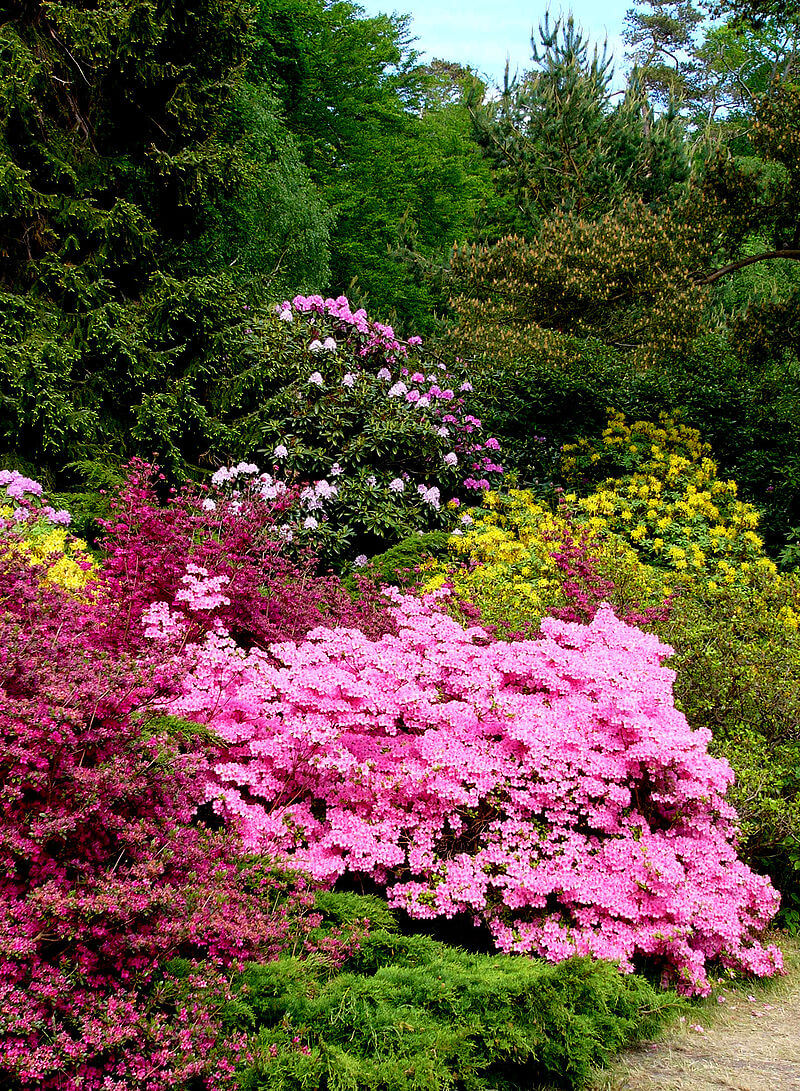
xmin=699 ymin=250 xmax=800 ymax=284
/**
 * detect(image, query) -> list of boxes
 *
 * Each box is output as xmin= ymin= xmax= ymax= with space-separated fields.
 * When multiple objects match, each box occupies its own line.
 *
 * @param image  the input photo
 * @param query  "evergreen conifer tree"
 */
xmin=0 ymin=0 xmax=328 ymax=479
xmin=623 ymin=0 xmax=706 ymax=110
xmin=468 ymin=14 xmax=689 ymax=232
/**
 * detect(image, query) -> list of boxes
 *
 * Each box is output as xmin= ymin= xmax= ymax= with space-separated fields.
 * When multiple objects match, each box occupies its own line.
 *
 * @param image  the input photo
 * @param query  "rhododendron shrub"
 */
xmin=95 ymin=461 xmax=391 ymax=654
xmin=230 ymin=294 xmax=504 ymax=564
xmin=0 ymin=557 xmax=323 ymax=1090
xmin=0 ymin=470 xmax=94 ymax=591
xmin=164 ymin=591 xmax=781 ymax=996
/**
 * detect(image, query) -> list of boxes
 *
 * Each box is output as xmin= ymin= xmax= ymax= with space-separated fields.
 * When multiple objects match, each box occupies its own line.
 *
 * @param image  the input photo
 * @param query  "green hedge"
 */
xmin=226 ymin=895 xmax=677 ymax=1091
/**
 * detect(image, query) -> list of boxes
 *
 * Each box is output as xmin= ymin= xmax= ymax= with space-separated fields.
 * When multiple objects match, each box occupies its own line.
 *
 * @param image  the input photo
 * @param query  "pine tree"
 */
xmin=624 ymin=0 xmax=799 ymax=126
xmin=623 ymin=0 xmax=706 ymax=111
xmin=468 ymin=14 xmax=689 ymax=232
xmin=453 ymin=11 xmax=800 ymax=371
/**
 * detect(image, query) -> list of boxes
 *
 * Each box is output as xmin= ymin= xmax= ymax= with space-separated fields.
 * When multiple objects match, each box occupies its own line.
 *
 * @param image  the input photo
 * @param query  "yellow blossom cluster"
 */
xmin=0 ymin=505 xmax=95 ymax=592
xmin=422 ymin=412 xmax=800 ymax=638
xmin=422 ymin=488 xmax=663 ymax=634
xmin=562 ymin=412 xmax=779 ymax=593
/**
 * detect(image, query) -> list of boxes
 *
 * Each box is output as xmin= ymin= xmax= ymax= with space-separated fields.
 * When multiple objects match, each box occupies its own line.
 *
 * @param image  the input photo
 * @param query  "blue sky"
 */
xmin=356 ymin=1 xmax=635 ymax=87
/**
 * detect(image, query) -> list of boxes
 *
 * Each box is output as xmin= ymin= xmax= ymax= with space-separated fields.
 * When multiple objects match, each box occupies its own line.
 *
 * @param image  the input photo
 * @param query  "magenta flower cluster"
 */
xmin=0 ymin=553 xmax=339 ymax=1091
xmin=95 ymin=460 xmax=392 ymax=655
xmin=151 ymin=585 xmax=782 ymax=996
xmin=0 ymin=466 xmax=396 ymax=1087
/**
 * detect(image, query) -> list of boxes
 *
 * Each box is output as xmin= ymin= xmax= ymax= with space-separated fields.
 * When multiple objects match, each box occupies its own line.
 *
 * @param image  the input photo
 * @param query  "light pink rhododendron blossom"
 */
xmin=0 ymin=469 xmax=71 ymax=528
xmin=158 ymin=585 xmax=781 ymax=996
xmin=271 ymin=296 xmax=505 ymax=538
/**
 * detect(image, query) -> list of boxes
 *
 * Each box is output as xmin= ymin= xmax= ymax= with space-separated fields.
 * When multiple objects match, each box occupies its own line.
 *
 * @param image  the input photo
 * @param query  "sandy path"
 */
xmin=592 ymin=935 xmax=800 ymax=1091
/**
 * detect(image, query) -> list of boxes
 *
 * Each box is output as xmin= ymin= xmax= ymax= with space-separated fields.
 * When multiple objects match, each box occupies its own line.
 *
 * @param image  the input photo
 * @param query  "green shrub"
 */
xmin=311 ymin=891 xmax=399 ymax=936
xmin=357 ymin=531 xmax=452 ymax=588
xmin=229 ymin=895 xmax=678 ymax=1091
xmin=467 ymin=333 xmax=629 ymax=491
xmin=656 ymin=575 xmax=800 ymax=924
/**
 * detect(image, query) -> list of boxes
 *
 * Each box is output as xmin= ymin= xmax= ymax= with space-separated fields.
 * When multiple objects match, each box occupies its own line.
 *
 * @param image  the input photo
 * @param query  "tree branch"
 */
xmin=698 ymin=249 xmax=800 ymax=284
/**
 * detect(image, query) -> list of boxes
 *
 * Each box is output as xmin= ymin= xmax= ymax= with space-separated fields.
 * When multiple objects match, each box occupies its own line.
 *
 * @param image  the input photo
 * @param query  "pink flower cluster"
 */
xmin=158 ymin=589 xmax=781 ymax=996
xmin=0 ymin=469 xmax=71 ymax=528
xmin=283 ymin=294 xmax=406 ymax=360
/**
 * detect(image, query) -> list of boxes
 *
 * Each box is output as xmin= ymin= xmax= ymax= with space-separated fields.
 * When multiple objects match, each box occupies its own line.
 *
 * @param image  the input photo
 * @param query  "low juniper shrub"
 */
xmin=229 ymin=896 xmax=679 ymax=1091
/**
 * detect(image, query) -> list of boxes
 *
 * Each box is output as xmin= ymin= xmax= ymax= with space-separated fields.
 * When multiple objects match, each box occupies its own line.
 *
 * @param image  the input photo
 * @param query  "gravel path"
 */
xmin=591 ymin=935 xmax=800 ymax=1091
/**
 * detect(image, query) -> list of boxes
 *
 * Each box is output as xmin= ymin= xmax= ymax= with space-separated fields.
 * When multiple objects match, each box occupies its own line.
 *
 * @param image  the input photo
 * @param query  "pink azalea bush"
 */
xmin=157 ymin=586 xmax=781 ymax=996
xmin=0 ymin=553 xmax=334 ymax=1091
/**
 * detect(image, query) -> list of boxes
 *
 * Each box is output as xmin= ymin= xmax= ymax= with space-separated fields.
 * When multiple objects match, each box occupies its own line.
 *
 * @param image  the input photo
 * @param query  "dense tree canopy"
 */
xmin=2 ymin=8 xmax=800 ymax=1085
xmin=0 ymin=0 xmax=330 ymax=476
xmin=0 ymin=0 xmax=798 ymax=545
xmin=247 ymin=0 xmax=495 ymax=328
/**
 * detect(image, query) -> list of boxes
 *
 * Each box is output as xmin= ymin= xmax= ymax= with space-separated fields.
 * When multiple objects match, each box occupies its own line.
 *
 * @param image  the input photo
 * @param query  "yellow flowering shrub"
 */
xmin=0 ymin=494 xmax=95 ymax=594
xmin=10 ymin=525 xmax=95 ymax=592
xmin=561 ymin=416 xmax=800 ymax=913
xmin=562 ymin=412 xmax=781 ymax=598
xmin=422 ymin=489 xmax=666 ymax=635
xmin=422 ymin=490 xmax=566 ymax=632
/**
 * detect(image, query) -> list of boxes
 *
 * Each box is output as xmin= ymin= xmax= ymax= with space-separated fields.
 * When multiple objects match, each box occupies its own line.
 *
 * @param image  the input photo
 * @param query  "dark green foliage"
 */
xmin=311 ymin=891 xmax=399 ymax=936
xmin=249 ymin=0 xmax=494 ymax=332
xmin=189 ymin=83 xmax=332 ymax=290
xmin=357 ymin=532 xmax=452 ymax=588
xmin=467 ymin=336 xmax=629 ymax=492
xmin=229 ymin=895 xmax=677 ymax=1091
xmin=0 ymin=0 xmax=329 ymax=483
xmin=0 ymin=0 xmax=252 ymax=291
